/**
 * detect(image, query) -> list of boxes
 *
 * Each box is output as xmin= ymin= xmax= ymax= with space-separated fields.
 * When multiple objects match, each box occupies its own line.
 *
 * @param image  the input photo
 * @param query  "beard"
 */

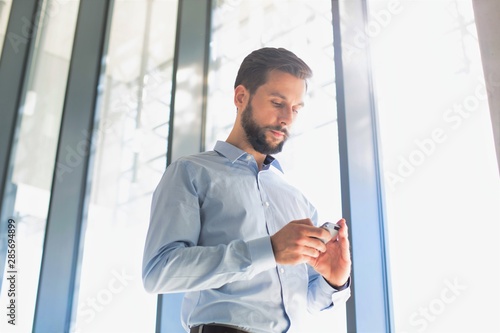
xmin=240 ymin=100 xmax=289 ymax=155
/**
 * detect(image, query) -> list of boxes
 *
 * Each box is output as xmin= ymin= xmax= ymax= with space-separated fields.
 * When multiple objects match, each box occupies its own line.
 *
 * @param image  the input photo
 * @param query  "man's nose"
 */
xmin=279 ymin=105 xmax=294 ymax=126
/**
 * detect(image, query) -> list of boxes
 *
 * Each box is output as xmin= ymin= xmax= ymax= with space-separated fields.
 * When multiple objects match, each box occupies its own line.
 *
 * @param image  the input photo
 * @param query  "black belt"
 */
xmin=190 ymin=324 xmax=250 ymax=333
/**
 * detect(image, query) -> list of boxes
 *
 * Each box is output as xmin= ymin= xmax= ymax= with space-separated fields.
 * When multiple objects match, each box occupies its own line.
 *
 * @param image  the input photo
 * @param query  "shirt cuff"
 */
xmin=317 ymin=276 xmax=351 ymax=296
xmin=246 ymin=236 xmax=277 ymax=274
xmin=330 ymin=277 xmax=351 ymax=304
xmin=329 ymin=276 xmax=351 ymax=291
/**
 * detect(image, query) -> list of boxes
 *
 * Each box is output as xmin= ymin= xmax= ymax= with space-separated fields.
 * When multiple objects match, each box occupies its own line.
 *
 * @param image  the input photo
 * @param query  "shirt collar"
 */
xmin=214 ymin=141 xmax=283 ymax=173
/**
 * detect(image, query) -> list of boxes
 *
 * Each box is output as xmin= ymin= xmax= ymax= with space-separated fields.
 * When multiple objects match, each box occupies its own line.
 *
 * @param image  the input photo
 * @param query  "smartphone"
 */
xmin=317 ymin=222 xmax=340 ymax=243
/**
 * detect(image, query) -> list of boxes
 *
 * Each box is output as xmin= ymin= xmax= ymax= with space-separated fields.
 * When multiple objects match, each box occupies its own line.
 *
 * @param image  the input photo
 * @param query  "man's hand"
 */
xmin=270 ymin=219 xmax=331 ymax=265
xmin=308 ymin=218 xmax=351 ymax=288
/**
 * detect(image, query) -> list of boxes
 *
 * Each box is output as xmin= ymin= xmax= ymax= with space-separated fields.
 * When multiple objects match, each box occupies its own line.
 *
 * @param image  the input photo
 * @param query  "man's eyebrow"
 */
xmin=269 ymin=92 xmax=305 ymax=107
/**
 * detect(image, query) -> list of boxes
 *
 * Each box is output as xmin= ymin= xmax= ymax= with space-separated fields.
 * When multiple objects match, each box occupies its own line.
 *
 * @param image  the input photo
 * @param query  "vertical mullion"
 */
xmin=472 ymin=0 xmax=500 ymax=173
xmin=332 ymin=0 xmax=393 ymax=332
xmin=0 ymin=0 xmax=40 ymax=288
xmin=169 ymin=0 xmax=211 ymax=163
xmin=32 ymin=1 xmax=113 ymax=332
xmin=157 ymin=0 xmax=212 ymax=331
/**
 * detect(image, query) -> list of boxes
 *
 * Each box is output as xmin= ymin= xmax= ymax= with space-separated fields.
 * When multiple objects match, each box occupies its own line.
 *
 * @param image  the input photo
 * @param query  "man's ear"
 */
xmin=234 ymin=85 xmax=248 ymax=111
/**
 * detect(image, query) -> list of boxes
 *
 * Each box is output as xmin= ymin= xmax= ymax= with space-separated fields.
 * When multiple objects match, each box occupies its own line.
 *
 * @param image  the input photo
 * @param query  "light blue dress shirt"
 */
xmin=142 ymin=141 xmax=350 ymax=333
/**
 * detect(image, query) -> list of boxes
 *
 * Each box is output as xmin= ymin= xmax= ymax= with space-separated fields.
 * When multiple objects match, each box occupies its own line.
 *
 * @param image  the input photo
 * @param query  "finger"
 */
xmin=336 ymin=218 xmax=348 ymax=238
xmin=336 ymin=234 xmax=351 ymax=259
xmin=305 ymin=225 xmax=331 ymax=241
xmin=302 ymin=245 xmax=321 ymax=258
xmin=291 ymin=218 xmax=314 ymax=226
xmin=336 ymin=218 xmax=347 ymax=229
xmin=290 ymin=220 xmax=330 ymax=241
xmin=303 ymin=236 xmax=327 ymax=253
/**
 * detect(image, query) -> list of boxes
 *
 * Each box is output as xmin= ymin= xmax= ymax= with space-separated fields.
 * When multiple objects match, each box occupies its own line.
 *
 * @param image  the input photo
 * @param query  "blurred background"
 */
xmin=0 ymin=0 xmax=498 ymax=332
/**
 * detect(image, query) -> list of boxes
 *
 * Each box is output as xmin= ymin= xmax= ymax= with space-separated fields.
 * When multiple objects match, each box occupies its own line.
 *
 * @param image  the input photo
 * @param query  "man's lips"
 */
xmin=269 ymin=128 xmax=288 ymax=139
xmin=271 ymin=130 xmax=285 ymax=138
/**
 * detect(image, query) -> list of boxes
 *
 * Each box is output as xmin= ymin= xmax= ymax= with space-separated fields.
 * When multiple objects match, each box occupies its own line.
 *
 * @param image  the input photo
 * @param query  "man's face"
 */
xmin=240 ymin=71 xmax=306 ymax=155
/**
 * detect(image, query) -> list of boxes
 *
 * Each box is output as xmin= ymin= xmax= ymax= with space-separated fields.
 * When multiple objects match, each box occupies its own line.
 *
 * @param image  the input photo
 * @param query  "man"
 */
xmin=143 ymin=47 xmax=351 ymax=333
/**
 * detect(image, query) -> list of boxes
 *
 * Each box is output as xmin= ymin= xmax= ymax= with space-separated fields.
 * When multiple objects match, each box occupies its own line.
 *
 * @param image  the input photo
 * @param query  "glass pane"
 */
xmin=206 ymin=0 xmax=345 ymax=331
xmin=368 ymin=0 xmax=500 ymax=332
xmin=0 ymin=0 xmax=13 ymax=56
xmin=0 ymin=1 xmax=80 ymax=332
xmin=71 ymin=0 xmax=178 ymax=332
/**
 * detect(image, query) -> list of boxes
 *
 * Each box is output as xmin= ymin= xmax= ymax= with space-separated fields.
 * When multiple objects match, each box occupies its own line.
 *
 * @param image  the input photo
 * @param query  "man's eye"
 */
xmin=272 ymin=101 xmax=282 ymax=107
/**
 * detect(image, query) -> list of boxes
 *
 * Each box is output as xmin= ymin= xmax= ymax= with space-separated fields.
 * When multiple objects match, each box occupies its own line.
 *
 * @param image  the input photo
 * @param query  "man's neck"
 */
xmin=225 ymin=137 xmax=266 ymax=170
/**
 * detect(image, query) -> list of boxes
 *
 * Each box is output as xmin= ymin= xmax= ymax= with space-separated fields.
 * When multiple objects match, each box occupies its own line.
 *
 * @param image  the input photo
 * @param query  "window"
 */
xmin=206 ymin=0 xmax=346 ymax=330
xmin=369 ymin=0 xmax=500 ymax=331
xmin=2 ymin=1 xmax=497 ymax=331
xmin=0 ymin=0 xmax=13 ymax=56
xmin=71 ymin=1 xmax=178 ymax=332
xmin=0 ymin=1 xmax=80 ymax=331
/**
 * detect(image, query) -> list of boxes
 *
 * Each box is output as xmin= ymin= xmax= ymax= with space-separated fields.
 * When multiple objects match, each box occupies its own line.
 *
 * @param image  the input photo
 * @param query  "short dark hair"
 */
xmin=234 ymin=47 xmax=313 ymax=95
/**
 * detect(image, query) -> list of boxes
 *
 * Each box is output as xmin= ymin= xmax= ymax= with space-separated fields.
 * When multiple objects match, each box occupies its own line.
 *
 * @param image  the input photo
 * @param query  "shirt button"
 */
xmin=280 ymin=268 xmax=285 ymax=274
xmin=263 ymin=201 xmax=269 ymax=207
